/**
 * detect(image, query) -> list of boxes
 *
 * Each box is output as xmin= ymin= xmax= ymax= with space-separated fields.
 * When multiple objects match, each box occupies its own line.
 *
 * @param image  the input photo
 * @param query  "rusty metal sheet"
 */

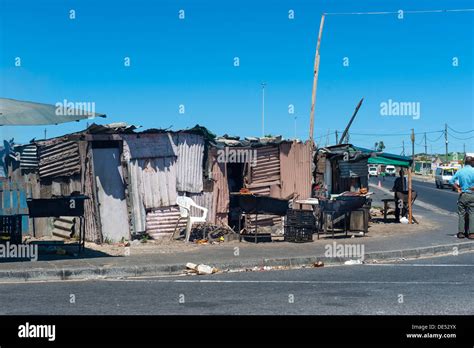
xmin=245 ymin=145 xmax=280 ymax=198
xmin=280 ymin=141 xmax=312 ymax=200
xmin=250 ymin=146 xmax=280 ymax=184
xmin=211 ymin=157 xmax=229 ymax=214
xmin=122 ymin=133 xmax=177 ymax=161
xmin=146 ymin=206 xmax=186 ymax=239
xmin=37 ymin=140 xmax=80 ymax=178
xmin=173 ymin=133 xmax=204 ymax=193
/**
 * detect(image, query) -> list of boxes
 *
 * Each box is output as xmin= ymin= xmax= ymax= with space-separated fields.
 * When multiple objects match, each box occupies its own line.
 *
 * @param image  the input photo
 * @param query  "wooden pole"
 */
xmin=309 ymin=14 xmax=326 ymax=146
xmin=408 ymin=167 xmax=412 ymax=224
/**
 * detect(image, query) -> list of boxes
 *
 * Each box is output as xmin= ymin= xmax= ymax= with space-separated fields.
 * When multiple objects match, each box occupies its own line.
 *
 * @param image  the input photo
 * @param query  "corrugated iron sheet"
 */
xmin=211 ymin=158 xmax=229 ymax=215
xmin=146 ymin=206 xmax=186 ymax=239
xmin=129 ymin=157 xmax=178 ymax=210
xmin=37 ymin=140 xmax=80 ymax=178
xmin=280 ymin=141 xmax=312 ymax=200
xmin=122 ymin=133 xmax=177 ymax=161
xmin=173 ymin=133 xmax=204 ymax=193
xmin=245 ymin=145 xmax=280 ymax=199
xmin=250 ymin=146 xmax=280 ymax=184
xmin=17 ymin=144 xmax=38 ymax=171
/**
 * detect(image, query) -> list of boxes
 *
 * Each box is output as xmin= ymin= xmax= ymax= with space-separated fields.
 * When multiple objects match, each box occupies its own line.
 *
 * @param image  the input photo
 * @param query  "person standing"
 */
xmin=392 ymin=169 xmax=407 ymax=222
xmin=450 ymin=156 xmax=474 ymax=239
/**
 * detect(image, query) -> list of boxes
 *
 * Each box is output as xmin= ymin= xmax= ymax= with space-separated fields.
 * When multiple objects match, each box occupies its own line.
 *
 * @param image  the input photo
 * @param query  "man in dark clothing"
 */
xmin=392 ymin=169 xmax=407 ymax=222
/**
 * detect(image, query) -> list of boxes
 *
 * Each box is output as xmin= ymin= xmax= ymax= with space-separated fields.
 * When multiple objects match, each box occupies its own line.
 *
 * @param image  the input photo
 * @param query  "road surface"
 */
xmin=369 ymin=176 xmax=458 ymax=213
xmin=0 ymin=253 xmax=472 ymax=315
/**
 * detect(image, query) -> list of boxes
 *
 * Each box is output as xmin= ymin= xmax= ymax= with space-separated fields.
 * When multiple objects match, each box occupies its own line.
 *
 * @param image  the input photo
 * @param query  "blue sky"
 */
xmin=0 ymin=0 xmax=473 ymax=154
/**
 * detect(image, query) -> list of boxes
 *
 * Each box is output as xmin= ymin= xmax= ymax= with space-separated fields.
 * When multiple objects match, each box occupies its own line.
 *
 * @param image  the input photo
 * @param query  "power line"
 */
xmin=449 ymin=134 xmax=474 ymax=141
xmin=426 ymin=132 xmax=445 ymax=142
xmin=447 ymin=126 xmax=474 ymax=134
xmin=324 ymin=8 xmax=474 ymax=16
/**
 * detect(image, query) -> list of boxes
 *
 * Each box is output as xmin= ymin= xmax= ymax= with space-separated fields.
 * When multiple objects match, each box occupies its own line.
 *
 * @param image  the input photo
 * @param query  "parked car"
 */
xmin=385 ymin=165 xmax=396 ymax=176
xmin=435 ymin=167 xmax=458 ymax=189
xmin=368 ymin=166 xmax=378 ymax=177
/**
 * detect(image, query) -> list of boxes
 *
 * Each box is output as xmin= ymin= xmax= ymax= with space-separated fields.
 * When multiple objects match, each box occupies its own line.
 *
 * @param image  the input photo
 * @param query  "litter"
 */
xmin=185 ymin=262 xmax=218 ymax=275
xmin=344 ymin=259 xmax=363 ymax=265
xmin=400 ymin=217 xmax=409 ymax=224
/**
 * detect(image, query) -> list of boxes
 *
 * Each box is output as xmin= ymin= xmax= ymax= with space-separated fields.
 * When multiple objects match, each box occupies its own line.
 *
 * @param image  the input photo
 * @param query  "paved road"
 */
xmin=0 ymin=253 xmax=472 ymax=315
xmin=369 ymin=176 xmax=458 ymax=213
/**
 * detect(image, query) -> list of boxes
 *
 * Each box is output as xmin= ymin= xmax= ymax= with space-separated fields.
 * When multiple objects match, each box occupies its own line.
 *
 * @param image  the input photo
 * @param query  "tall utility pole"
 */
xmin=402 ymin=140 xmax=405 ymax=156
xmin=464 ymin=143 xmax=466 ymax=154
xmin=445 ymin=123 xmax=449 ymax=162
xmin=309 ymin=14 xmax=326 ymax=145
xmin=335 ymin=130 xmax=339 ymax=144
xmin=424 ymin=132 xmax=427 ymax=155
xmin=411 ymin=129 xmax=415 ymax=169
xmin=261 ymin=82 xmax=266 ymax=137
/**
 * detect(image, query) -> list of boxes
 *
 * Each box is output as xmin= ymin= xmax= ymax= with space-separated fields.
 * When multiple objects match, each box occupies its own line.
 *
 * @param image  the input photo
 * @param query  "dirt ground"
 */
xmin=82 ymin=212 xmax=435 ymax=256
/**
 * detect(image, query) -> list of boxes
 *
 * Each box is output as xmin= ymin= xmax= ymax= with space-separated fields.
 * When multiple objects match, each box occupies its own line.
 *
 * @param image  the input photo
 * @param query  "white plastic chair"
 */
xmin=175 ymin=196 xmax=208 ymax=242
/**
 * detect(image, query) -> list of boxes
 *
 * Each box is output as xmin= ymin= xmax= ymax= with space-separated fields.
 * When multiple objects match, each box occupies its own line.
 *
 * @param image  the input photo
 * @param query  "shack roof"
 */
xmin=354 ymin=146 xmax=413 ymax=167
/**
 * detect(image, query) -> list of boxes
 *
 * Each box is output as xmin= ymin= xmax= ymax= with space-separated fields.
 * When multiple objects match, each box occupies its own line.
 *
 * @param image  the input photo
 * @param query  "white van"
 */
xmin=434 ymin=167 xmax=457 ymax=189
xmin=385 ymin=165 xmax=396 ymax=176
xmin=368 ymin=166 xmax=378 ymax=177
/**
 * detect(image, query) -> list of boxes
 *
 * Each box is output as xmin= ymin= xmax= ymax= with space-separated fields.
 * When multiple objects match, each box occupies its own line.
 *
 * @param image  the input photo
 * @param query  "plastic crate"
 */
xmin=286 ymin=209 xmax=316 ymax=227
xmin=284 ymin=225 xmax=314 ymax=243
xmin=0 ymin=215 xmax=23 ymax=244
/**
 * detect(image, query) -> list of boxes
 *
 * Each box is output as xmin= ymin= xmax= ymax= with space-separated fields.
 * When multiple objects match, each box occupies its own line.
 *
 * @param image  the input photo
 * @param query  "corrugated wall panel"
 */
xmin=280 ymin=141 xmax=312 ymax=200
xmin=18 ymin=145 xmax=38 ymax=170
xmin=173 ymin=133 xmax=204 ymax=193
xmin=249 ymin=146 xmax=280 ymax=185
xmin=246 ymin=145 xmax=280 ymax=198
xmin=211 ymin=157 xmax=229 ymax=214
xmin=146 ymin=206 xmax=186 ymax=239
xmin=129 ymin=157 xmax=178 ymax=210
xmin=38 ymin=141 xmax=80 ymax=178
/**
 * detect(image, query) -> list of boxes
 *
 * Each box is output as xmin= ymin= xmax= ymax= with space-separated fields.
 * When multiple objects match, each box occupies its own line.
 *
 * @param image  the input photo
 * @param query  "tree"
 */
xmin=375 ymin=141 xmax=385 ymax=152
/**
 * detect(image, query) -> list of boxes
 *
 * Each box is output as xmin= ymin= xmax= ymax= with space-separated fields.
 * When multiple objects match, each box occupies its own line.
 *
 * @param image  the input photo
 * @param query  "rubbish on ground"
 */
xmin=400 ymin=217 xmax=409 ymax=224
xmin=188 ymin=223 xmax=238 ymax=243
xmin=344 ymin=259 xmax=363 ymax=265
xmin=314 ymin=261 xmax=324 ymax=267
xmin=185 ymin=262 xmax=217 ymax=275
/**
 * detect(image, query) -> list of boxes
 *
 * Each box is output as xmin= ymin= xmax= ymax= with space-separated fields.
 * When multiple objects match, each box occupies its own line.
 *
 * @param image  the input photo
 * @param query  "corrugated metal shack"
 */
xmin=209 ymin=136 xmax=313 ymax=234
xmin=6 ymin=124 xmax=214 ymax=242
xmin=315 ymin=144 xmax=372 ymax=196
xmin=7 ymin=125 xmax=314 ymax=243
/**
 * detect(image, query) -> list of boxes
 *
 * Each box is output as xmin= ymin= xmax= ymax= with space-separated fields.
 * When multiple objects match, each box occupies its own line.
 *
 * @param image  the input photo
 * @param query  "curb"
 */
xmin=0 ymin=242 xmax=473 ymax=283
